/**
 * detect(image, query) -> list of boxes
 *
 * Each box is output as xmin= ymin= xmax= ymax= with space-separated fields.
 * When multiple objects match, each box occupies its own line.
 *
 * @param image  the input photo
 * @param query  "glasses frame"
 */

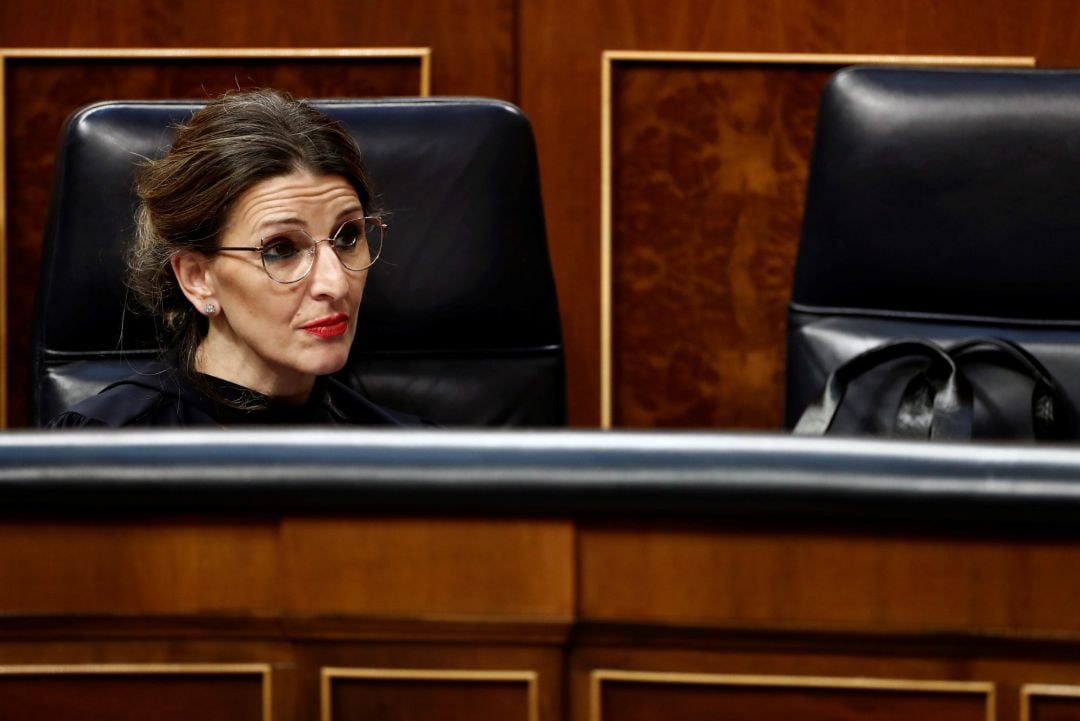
xmin=215 ymin=216 xmax=386 ymax=284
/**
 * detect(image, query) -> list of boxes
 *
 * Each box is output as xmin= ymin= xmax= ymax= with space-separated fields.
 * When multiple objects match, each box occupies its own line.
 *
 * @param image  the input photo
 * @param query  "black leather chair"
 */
xmin=30 ymin=98 xmax=565 ymax=427
xmin=785 ymin=66 xmax=1080 ymax=435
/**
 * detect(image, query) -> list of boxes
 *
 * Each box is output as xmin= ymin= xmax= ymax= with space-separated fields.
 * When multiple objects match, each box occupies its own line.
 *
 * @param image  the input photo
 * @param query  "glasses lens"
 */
xmin=334 ymin=218 xmax=383 ymax=271
xmin=261 ymin=231 xmax=314 ymax=283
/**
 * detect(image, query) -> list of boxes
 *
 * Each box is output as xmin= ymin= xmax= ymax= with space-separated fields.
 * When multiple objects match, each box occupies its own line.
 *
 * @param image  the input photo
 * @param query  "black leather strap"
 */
xmin=793 ymin=339 xmax=964 ymax=438
xmin=946 ymin=337 xmax=1068 ymax=441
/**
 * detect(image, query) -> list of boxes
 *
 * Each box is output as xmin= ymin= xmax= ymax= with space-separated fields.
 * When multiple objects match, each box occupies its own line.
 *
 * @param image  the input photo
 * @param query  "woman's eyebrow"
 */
xmin=336 ymin=205 xmax=364 ymax=220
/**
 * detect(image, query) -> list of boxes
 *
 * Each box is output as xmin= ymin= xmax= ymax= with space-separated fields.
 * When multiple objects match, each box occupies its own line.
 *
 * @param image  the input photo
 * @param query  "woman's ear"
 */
xmin=171 ymin=251 xmax=215 ymax=310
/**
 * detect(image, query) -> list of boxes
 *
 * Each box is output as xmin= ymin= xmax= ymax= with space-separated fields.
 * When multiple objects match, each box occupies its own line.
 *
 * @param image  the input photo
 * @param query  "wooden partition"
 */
xmin=4 ymin=421 xmax=1080 ymax=721
xmin=5 ymin=511 xmax=1080 ymax=721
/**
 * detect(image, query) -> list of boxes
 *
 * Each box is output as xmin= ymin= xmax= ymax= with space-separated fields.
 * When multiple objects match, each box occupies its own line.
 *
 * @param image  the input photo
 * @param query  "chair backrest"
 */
xmin=31 ymin=98 xmax=565 ymax=427
xmin=785 ymin=66 xmax=1080 ymax=428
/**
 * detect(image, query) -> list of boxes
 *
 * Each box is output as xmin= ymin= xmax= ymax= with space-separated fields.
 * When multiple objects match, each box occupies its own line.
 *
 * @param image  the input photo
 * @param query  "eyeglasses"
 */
xmin=216 ymin=216 xmax=385 ymax=284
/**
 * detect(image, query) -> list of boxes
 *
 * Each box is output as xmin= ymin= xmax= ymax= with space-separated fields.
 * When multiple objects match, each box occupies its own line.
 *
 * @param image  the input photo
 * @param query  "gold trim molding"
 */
xmin=0 ymin=46 xmax=431 ymax=427
xmin=0 ymin=663 xmax=273 ymax=721
xmin=590 ymin=669 xmax=996 ymax=721
xmin=320 ymin=667 xmax=539 ymax=721
xmin=599 ymin=50 xmax=1037 ymax=428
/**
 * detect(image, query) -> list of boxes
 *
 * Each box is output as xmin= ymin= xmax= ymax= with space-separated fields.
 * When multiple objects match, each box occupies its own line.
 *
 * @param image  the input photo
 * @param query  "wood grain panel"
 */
xmin=608 ymin=61 xmax=827 ymax=428
xmin=322 ymin=668 xmax=537 ymax=721
xmin=0 ymin=519 xmax=280 ymax=613
xmin=2 ymin=51 xmax=425 ymax=426
xmin=591 ymin=671 xmax=992 ymax=721
xmin=577 ymin=523 xmax=1080 ymax=634
xmin=0 ymin=0 xmax=515 ymax=98
xmin=280 ymin=517 xmax=575 ymax=618
xmin=0 ymin=664 xmax=268 ymax=721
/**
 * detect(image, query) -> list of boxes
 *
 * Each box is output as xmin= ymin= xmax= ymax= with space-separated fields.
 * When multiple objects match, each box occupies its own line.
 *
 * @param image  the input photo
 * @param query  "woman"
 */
xmin=49 ymin=89 xmax=421 ymax=427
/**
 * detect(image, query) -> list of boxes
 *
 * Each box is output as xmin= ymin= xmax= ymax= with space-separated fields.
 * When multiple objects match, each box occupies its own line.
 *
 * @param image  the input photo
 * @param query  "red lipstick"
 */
xmin=301 ymin=313 xmax=349 ymax=338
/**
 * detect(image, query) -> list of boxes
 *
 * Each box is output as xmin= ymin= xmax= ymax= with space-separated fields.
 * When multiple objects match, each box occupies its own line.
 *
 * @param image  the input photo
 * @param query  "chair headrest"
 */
xmin=793 ymin=66 xmax=1080 ymax=322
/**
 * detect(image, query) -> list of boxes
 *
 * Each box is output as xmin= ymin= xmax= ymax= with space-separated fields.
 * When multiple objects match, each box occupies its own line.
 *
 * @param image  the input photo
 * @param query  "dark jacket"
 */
xmin=47 ymin=363 xmax=424 ymax=428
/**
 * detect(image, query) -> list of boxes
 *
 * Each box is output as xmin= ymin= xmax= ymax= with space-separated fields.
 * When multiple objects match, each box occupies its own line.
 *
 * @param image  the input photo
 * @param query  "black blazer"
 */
xmin=47 ymin=363 xmax=425 ymax=428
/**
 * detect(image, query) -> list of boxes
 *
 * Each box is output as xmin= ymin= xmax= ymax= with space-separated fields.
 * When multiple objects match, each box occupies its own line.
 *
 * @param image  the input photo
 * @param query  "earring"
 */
xmin=204 ymin=302 xmax=217 ymax=315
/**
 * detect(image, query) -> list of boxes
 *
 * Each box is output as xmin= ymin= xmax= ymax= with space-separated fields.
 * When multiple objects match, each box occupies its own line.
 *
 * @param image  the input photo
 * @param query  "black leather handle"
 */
xmin=794 ymin=339 xmax=967 ymax=438
xmin=946 ymin=337 xmax=1069 ymax=441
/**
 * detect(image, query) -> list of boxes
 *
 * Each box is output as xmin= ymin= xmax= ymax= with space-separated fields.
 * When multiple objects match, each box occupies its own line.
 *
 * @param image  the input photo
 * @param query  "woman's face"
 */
xmin=179 ymin=170 xmax=369 ymax=401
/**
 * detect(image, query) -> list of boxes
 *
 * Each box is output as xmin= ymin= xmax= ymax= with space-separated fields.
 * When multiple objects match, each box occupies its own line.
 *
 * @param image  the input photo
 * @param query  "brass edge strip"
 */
xmin=589 ymin=667 xmax=603 ymax=721
xmin=320 ymin=668 xmax=332 ymax=721
xmin=419 ymin=49 xmax=433 ymax=96
xmin=321 ymin=667 xmax=539 ymax=721
xmin=264 ymin=664 xmax=273 ymax=721
xmin=598 ymin=50 xmax=1037 ymax=427
xmin=0 ymin=46 xmax=430 ymax=428
xmin=590 ymin=669 xmax=995 ymax=721
xmin=600 ymin=51 xmax=614 ymax=428
xmin=0 ymin=54 xmax=6 ymax=428
xmin=0 ymin=662 xmax=272 ymax=674
xmin=0 ymin=47 xmax=432 ymax=59
xmin=601 ymin=50 xmax=1037 ymax=66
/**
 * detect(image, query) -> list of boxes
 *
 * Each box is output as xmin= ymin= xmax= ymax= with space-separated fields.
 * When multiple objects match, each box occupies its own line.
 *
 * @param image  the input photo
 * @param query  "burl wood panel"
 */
xmin=3 ymin=56 xmax=423 ymax=426
xmin=610 ymin=62 xmax=830 ymax=428
xmin=327 ymin=675 xmax=534 ymax=721
xmin=595 ymin=679 xmax=988 ymax=721
xmin=577 ymin=523 xmax=1080 ymax=634
xmin=0 ymin=672 xmax=264 ymax=721
xmin=0 ymin=519 xmax=280 ymax=613
xmin=280 ymin=517 xmax=575 ymax=618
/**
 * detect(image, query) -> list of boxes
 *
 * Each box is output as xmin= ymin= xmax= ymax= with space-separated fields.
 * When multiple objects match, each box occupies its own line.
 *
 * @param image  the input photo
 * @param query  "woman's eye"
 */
xmin=262 ymin=237 xmax=301 ymax=262
xmin=334 ymin=224 xmax=362 ymax=250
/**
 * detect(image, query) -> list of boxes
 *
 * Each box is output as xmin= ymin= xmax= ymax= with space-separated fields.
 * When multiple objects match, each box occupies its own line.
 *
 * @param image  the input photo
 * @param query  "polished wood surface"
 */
xmin=280 ymin=517 xmax=574 ymax=617
xmin=577 ymin=522 xmax=1080 ymax=634
xmin=0 ymin=519 xmax=280 ymax=613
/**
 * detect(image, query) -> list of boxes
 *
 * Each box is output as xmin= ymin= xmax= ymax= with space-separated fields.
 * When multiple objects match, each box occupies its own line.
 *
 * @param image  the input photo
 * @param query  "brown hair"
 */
xmin=128 ymin=88 xmax=377 ymax=381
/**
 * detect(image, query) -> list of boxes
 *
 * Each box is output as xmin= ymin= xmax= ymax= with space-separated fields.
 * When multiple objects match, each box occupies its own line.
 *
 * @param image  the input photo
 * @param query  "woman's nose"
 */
xmin=307 ymin=240 xmax=351 ymax=298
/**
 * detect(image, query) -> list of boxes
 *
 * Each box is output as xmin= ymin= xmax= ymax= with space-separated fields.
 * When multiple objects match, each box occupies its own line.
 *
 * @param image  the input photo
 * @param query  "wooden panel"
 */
xmin=570 ymin=645 xmax=1080 ymax=721
xmin=280 ymin=517 xmax=575 ymax=618
xmin=608 ymin=60 xmax=827 ymax=428
xmin=591 ymin=671 xmax=992 ymax=721
xmin=1024 ymin=685 xmax=1080 ymax=721
xmin=0 ymin=519 xmax=280 ymax=613
xmin=577 ymin=523 xmax=1080 ymax=634
xmin=2 ymin=51 xmax=425 ymax=427
xmin=322 ymin=668 xmax=537 ymax=721
xmin=0 ymin=1 xmax=515 ymax=98
xmin=0 ymin=664 xmax=268 ymax=721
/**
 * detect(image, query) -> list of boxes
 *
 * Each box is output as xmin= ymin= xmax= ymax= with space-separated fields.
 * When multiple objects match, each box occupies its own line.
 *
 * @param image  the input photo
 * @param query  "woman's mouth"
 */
xmin=301 ymin=313 xmax=349 ymax=338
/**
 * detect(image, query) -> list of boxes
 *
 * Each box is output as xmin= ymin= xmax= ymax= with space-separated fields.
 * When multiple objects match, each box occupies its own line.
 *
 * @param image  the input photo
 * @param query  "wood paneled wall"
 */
xmin=6 ymin=513 xmax=1080 ymax=721
xmin=6 ymin=0 xmax=1080 ymax=427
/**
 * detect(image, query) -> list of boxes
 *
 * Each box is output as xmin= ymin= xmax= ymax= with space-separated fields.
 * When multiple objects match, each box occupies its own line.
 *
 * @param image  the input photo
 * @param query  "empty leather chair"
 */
xmin=31 ymin=98 xmax=565 ymax=426
xmin=785 ymin=66 xmax=1080 ymax=437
